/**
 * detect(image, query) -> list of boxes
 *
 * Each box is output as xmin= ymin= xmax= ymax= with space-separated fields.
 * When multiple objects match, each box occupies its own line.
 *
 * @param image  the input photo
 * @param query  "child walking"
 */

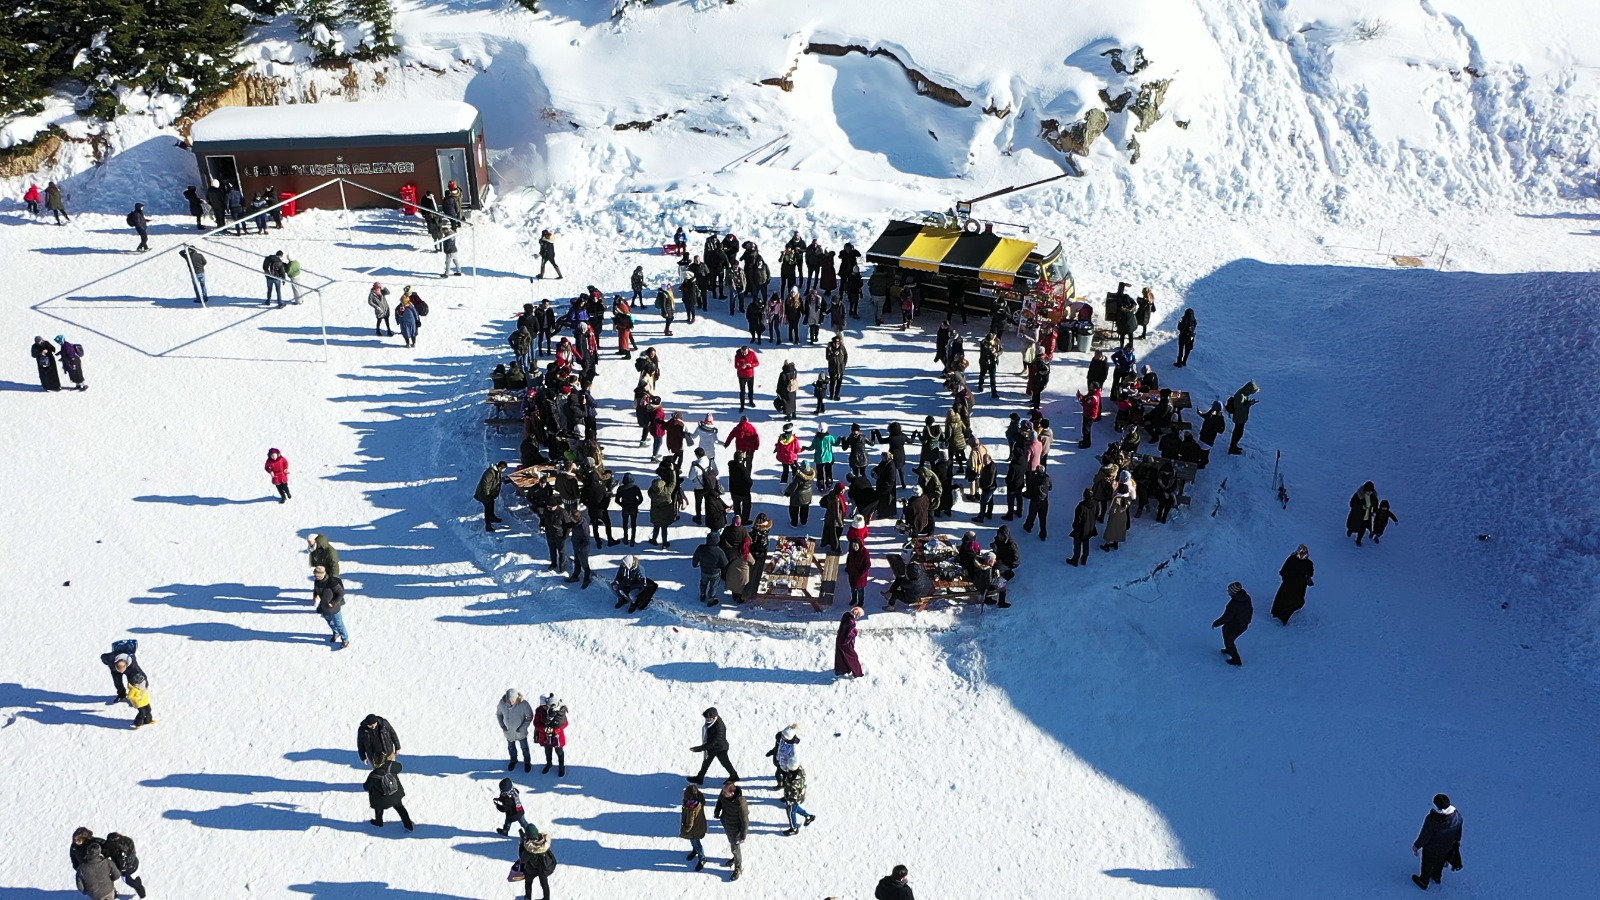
xmin=494 ymin=778 xmax=538 ymax=836
xmin=127 ymin=674 xmax=155 ymax=729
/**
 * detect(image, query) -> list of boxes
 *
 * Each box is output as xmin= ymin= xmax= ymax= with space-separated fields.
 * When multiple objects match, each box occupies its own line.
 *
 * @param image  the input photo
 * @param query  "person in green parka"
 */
xmin=648 ymin=476 xmax=678 ymax=548
xmin=307 ymin=533 xmax=340 ymax=577
xmin=811 ymin=426 xmax=837 ymax=488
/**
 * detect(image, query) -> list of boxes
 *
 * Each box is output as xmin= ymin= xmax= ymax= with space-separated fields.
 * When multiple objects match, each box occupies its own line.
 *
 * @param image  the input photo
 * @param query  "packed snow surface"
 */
xmin=2 ymin=0 xmax=1600 ymax=898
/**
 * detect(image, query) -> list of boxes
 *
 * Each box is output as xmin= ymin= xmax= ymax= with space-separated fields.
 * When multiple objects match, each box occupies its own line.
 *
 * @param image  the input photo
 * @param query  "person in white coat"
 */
xmin=695 ymin=415 xmax=720 ymax=464
xmin=772 ymin=724 xmax=815 ymax=835
xmin=498 ymin=689 xmax=535 ymax=773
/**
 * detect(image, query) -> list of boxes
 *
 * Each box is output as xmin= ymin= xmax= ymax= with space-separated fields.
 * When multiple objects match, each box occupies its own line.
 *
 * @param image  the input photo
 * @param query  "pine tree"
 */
xmin=346 ymin=0 xmax=398 ymax=61
xmin=0 ymin=4 xmax=69 ymax=117
xmin=294 ymin=0 xmax=344 ymax=64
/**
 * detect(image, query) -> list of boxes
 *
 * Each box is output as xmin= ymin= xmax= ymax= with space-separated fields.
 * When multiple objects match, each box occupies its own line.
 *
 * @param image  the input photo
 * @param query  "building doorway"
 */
xmin=436 ymin=149 xmax=469 ymax=207
xmin=205 ymin=155 xmax=240 ymax=189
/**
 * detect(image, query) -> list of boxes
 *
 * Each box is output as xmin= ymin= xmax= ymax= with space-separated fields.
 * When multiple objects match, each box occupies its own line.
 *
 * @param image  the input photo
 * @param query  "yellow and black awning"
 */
xmin=864 ymin=220 xmax=1038 ymax=284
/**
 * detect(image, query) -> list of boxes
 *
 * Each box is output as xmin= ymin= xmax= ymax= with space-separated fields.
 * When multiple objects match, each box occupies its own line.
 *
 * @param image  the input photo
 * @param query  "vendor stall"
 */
xmin=864 ymin=219 xmax=1071 ymax=319
xmin=885 ymin=534 xmax=985 ymax=611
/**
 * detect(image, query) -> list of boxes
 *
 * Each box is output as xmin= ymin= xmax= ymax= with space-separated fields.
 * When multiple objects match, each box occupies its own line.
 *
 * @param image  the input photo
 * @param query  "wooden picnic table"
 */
xmin=506 ymin=463 xmax=557 ymax=490
xmin=1137 ymin=389 xmax=1192 ymax=410
xmin=1134 ymin=455 xmax=1199 ymax=505
xmin=885 ymin=534 xmax=984 ymax=610
xmin=754 ymin=535 xmax=825 ymax=611
xmin=487 ymin=389 xmax=523 ymax=423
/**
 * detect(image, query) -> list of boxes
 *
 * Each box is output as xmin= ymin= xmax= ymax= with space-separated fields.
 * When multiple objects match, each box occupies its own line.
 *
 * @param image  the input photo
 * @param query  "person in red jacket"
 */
xmin=773 ymin=421 xmax=802 ymax=483
xmin=1075 ymin=388 xmax=1101 ymax=449
xmin=733 ymin=346 xmax=760 ymax=411
xmin=533 ymin=695 xmax=568 ymax=777
xmin=265 ymin=448 xmax=291 ymax=502
xmin=725 ymin=414 xmax=761 ymax=456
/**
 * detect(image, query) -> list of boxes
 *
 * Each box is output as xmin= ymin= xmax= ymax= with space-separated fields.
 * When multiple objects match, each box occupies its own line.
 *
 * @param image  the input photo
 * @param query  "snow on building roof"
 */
xmin=190 ymin=101 xmax=480 ymax=145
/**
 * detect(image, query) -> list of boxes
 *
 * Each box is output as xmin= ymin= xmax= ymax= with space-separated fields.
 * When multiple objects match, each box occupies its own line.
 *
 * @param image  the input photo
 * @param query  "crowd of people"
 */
xmin=40 ymin=200 xmax=1439 ymax=896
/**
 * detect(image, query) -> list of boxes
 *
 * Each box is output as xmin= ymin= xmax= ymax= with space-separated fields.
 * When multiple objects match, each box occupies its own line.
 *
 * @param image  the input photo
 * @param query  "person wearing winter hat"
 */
xmin=774 ymin=421 xmax=802 ymax=485
xmin=517 ymin=825 xmax=558 ymax=899
xmin=689 ymin=707 xmax=738 ymax=784
xmin=265 ymin=448 xmax=290 ymax=502
xmin=534 ymin=695 xmax=568 ymax=776
xmin=497 ymin=689 xmax=535 ymax=772
xmin=771 ymin=725 xmax=815 ymax=835
xmin=368 ymin=281 xmax=393 ymax=337
xmin=681 ymin=780 xmax=712 ymax=869
xmin=695 ymin=414 xmax=720 ymax=463
xmin=494 ymin=777 xmax=536 ymax=835
xmin=1211 ymin=582 xmax=1253 ymax=666
xmin=1411 ymin=794 xmax=1464 ymax=890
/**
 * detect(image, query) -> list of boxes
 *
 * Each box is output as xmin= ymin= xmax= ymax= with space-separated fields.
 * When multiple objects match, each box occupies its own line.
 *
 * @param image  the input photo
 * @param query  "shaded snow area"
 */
xmin=3 ymin=1 xmax=1600 ymax=899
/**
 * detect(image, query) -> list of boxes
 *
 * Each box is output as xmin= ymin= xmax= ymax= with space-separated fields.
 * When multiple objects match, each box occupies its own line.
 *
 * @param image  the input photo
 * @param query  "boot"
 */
xmin=542 ymin=763 xmax=552 ymax=774
xmin=1411 ymin=875 xmax=1429 ymax=890
xmin=558 ymin=764 xmax=565 ymax=777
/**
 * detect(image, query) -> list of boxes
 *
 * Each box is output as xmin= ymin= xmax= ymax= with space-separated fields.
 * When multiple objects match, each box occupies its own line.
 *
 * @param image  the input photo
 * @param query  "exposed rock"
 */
xmin=613 ymin=110 xmax=685 ymax=131
xmin=1040 ymin=108 xmax=1109 ymax=156
xmin=1129 ymin=79 xmax=1171 ymax=133
xmin=805 ymin=42 xmax=972 ymax=108
xmin=1099 ymin=88 xmax=1133 ymax=113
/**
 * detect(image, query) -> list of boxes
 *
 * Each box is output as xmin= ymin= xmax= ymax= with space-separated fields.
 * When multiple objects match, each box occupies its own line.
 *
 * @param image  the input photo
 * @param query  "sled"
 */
xmin=661 ymin=243 xmax=685 ymax=256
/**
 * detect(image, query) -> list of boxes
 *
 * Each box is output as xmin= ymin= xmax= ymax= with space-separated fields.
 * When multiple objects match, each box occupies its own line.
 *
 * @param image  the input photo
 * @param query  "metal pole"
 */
xmin=339 ymin=178 xmax=351 ymax=240
xmin=472 ymin=223 xmax=478 ymax=280
xmin=316 ymin=275 xmax=330 ymax=363
xmin=1438 ymin=245 xmax=1451 ymax=272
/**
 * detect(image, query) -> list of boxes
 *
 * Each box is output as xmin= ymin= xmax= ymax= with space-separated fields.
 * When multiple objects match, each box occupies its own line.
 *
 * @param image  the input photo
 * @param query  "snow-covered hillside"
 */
xmin=3 ymin=1 xmax=1600 ymax=899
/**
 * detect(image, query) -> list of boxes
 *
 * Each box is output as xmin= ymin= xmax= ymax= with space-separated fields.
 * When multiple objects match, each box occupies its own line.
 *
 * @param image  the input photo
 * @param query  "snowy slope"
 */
xmin=3 ymin=1 xmax=1600 ymax=899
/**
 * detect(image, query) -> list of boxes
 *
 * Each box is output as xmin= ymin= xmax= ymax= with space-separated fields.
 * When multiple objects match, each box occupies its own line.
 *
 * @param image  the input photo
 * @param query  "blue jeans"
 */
xmin=266 ymin=277 xmax=283 ymax=304
xmin=191 ymin=271 xmax=209 ymax=303
xmin=507 ymin=737 xmax=531 ymax=764
xmin=785 ymin=800 xmax=813 ymax=829
xmin=322 ymin=610 xmax=349 ymax=643
xmin=689 ymin=837 xmax=705 ymax=859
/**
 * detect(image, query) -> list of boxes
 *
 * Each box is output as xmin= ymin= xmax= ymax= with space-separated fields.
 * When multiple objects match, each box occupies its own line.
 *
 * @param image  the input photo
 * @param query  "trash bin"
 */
xmin=1074 ymin=329 xmax=1093 ymax=353
xmin=278 ymin=192 xmax=297 ymax=217
xmin=399 ymin=184 xmax=418 ymax=215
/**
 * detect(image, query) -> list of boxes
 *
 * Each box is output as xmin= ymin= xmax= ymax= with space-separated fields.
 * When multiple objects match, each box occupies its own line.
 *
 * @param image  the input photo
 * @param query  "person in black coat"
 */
xmin=1411 ymin=793 xmax=1464 ymax=890
xmin=1212 ymin=582 xmax=1253 ymax=665
xmin=1068 ymin=489 xmax=1097 ymax=566
xmin=1021 ymin=465 xmax=1053 ymax=540
xmin=1270 ymin=544 xmax=1315 ymax=625
xmin=689 ymin=707 xmax=738 ymax=784
xmin=102 ymin=832 xmax=147 ymax=898
xmin=183 ymin=185 xmax=206 ymax=229
xmin=358 ymin=714 xmax=401 ymax=767
xmin=99 ymin=645 xmax=147 ymax=702
xmin=518 ymin=831 xmax=558 ymax=900
xmin=876 ymin=864 xmax=915 ymax=900
xmin=364 ymin=758 xmax=414 ymax=830
xmin=32 ymin=336 xmax=61 ymax=392
xmin=728 ymin=453 xmax=754 ymax=523
xmin=992 ymin=524 xmax=1021 ymax=579
xmin=1175 ymin=308 xmax=1197 ymax=366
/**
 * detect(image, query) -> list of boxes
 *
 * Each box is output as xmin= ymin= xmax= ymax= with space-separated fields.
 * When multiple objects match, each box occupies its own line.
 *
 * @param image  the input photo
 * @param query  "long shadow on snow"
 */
xmin=166 ymin=802 xmax=477 ymax=839
xmin=142 ymin=772 xmax=361 ymax=794
xmin=961 ymin=259 xmax=1600 ymax=898
xmin=130 ymin=582 xmax=308 ymax=616
xmin=289 ymin=882 xmax=479 ymax=900
xmin=0 ymin=683 xmax=128 ymax=729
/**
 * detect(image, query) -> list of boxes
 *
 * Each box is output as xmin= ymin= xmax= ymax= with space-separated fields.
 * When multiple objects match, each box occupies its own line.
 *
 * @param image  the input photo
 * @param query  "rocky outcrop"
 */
xmin=804 ymin=42 xmax=972 ymax=108
xmin=1041 ymin=108 xmax=1109 ymax=157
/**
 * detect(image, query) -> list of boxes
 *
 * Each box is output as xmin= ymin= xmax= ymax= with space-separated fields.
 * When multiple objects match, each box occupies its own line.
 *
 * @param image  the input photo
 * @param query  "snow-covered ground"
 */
xmin=3 ymin=1 xmax=1600 ymax=898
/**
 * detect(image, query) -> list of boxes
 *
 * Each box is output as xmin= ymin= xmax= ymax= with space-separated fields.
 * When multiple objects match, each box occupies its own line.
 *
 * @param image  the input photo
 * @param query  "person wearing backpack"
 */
xmin=56 ymin=335 xmax=87 ymax=391
xmin=364 ymin=758 xmax=413 ymax=830
xmin=126 ymin=203 xmax=150 ymax=252
xmin=99 ymin=641 xmax=146 ymax=704
xmin=396 ymin=291 xmax=422 ymax=349
xmin=516 ymin=831 xmax=558 ymax=900
xmin=102 ymin=832 xmax=147 ymax=898
xmin=1225 ymin=381 xmax=1261 ymax=455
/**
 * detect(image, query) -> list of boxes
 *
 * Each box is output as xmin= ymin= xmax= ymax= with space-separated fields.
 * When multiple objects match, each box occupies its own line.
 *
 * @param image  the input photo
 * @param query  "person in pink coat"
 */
xmin=833 ymin=605 xmax=865 ymax=678
xmin=265 ymin=448 xmax=291 ymax=502
xmin=533 ymin=695 xmax=568 ymax=777
xmin=1076 ymin=388 xmax=1101 ymax=449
